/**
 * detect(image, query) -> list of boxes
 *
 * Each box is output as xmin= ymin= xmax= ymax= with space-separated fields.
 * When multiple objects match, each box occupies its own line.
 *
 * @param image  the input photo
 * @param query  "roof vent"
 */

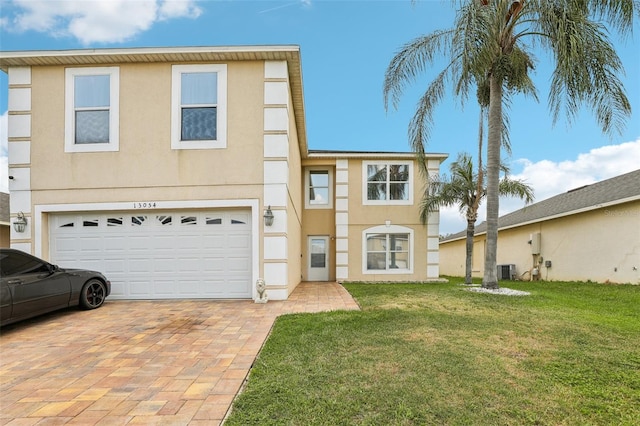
xmin=567 ymin=184 xmax=590 ymax=193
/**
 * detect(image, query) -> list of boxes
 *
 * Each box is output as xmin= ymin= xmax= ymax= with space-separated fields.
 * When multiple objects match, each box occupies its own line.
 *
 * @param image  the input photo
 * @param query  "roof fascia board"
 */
xmin=0 ymin=45 xmax=300 ymax=62
xmin=455 ymin=194 xmax=640 ymax=239
xmin=308 ymin=152 xmax=448 ymax=161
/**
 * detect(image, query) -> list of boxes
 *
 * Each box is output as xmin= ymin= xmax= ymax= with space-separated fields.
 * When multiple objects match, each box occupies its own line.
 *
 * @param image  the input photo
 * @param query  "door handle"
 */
xmin=7 ymin=279 xmax=23 ymax=285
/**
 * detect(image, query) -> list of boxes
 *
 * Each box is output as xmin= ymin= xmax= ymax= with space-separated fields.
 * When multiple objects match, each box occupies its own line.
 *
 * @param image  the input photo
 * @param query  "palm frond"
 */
xmin=407 ymin=68 xmax=450 ymax=171
xmin=498 ymin=177 xmax=535 ymax=204
xmin=383 ymin=29 xmax=455 ymax=112
xmin=538 ymin=0 xmax=633 ymax=136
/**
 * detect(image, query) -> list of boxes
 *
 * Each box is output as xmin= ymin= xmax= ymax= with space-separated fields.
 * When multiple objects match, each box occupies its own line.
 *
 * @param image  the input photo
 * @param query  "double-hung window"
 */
xmin=362 ymin=225 xmax=414 ymax=274
xmin=305 ymin=168 xmax=333 ymax=209
xmin=363 ymin=161 xmax=412 ymax=205
xmin=65 ymin=67 xmax=119 ymax=152
xmin=171 ymin=64 xmax=227 ymax=150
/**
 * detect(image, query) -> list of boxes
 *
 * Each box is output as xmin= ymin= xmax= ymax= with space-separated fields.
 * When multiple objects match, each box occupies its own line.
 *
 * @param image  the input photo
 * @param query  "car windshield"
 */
xmin=0 ymin=252 xmax=51 ymax=276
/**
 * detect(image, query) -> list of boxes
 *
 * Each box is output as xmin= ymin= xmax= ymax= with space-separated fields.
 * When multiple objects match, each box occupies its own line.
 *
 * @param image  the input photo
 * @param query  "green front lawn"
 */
xmin=225 ymin=279 xmax=640 ymax=425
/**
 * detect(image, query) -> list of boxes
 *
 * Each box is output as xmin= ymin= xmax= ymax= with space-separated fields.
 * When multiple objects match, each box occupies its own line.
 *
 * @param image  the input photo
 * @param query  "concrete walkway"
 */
xmin=0 ymin=282 xmax=359 ymax=425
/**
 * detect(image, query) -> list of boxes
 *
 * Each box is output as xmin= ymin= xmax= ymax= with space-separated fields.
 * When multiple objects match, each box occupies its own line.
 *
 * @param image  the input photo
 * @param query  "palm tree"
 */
xmin=421 ymin=152 xmax=533 ymax=284
xmin=384 ymin=0 xmax=635 ymax=288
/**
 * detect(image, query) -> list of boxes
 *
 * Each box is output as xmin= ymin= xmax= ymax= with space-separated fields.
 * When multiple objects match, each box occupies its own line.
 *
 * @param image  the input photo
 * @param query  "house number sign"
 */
xmin=133 ymin=202 xmax=158 ymax=209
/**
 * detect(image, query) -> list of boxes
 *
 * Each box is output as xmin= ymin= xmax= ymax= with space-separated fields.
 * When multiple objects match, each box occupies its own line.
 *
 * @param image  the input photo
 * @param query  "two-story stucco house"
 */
xmin=1 ymin=46 xmax=446 ymax=301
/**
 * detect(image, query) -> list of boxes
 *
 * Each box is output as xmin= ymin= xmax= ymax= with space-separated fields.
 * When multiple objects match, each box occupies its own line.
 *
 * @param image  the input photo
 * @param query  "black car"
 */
xmin=0 ymin=248 xmax=111 ymax=326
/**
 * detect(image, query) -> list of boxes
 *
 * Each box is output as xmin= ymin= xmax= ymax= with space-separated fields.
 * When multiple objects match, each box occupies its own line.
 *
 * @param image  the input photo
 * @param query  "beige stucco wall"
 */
xmin=440 ymin=200 xmax=640 ymax=284
xmin=30 ymin=62 xmax=264 ymax=192
xmin=286 ymin=90 xmax=303 ymax=294
xmin=300 ymin=159 xmax=337 ymax=282
xmin=438 ymin=235 xmax=484 ymax=279
xmin=344 ymin=158 xmax=429 ymax=282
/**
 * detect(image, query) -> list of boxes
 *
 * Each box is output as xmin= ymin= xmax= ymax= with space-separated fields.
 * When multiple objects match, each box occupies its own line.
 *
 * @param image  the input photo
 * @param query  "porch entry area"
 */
xmin=307 ymin=236 xmax=329 ymax=281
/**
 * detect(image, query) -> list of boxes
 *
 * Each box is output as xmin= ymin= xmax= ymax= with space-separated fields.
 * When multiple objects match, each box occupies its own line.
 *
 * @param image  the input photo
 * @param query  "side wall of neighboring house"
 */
xmin=440 ymin=200 xmax=640 ymax=284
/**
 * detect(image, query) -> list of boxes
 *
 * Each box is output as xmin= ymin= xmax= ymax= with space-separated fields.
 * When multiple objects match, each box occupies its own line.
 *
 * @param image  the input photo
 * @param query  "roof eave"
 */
xmin=307 ymin=151 xmax=449 ymax=161
xmin=441 ymin=194 xmax=640 ymax=242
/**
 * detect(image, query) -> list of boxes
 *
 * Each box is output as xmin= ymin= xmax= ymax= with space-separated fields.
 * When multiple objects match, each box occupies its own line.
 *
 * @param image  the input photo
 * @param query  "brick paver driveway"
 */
xmin=0 ymin=283 xmax=359 ymax=425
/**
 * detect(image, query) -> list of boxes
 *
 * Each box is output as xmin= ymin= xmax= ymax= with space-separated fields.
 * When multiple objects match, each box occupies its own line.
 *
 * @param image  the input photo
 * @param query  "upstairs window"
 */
xmin=172 ymin=64 xmax=227 ymax=150
xmin=65 ymin=67 xmax=119 ymax=152
xmin=363 ymin=161 xmax=412 ymax=205
xmin=305 ymin=168 xmax=333 ymax=209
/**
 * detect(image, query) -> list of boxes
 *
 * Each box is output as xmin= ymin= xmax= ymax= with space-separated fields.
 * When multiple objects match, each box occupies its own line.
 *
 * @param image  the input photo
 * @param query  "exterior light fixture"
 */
xmin=264 ymin=205 xmax=274 ymax=227
xmin=13 ymin=212 xmax=28 ymax=233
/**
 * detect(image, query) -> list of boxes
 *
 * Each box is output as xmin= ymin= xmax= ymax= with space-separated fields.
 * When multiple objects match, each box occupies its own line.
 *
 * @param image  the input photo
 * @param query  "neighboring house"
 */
xmin=439 ymin=169 xmax=640 ymax=284
xmin=0 ymin=193 xmax=9 ymax=247
xmin=0 ymin=46 xmax=447 ymax=301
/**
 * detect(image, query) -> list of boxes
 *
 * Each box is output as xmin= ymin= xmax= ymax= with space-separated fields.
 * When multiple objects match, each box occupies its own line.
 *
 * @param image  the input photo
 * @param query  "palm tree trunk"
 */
xmin=465 ymin=219 xmax=474 ymax=284
xmin=482 ymin=73 xmax=502 ymax=289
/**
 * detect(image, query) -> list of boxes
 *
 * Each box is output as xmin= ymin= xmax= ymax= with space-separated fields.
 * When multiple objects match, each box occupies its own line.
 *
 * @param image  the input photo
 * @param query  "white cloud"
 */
xmin=5 ymin=0 xmax=202 ymax=44
xmin=439 ymin=139 xmax=640 ymax=236
xmin=511 ymin=139 xmax=640 ymax=203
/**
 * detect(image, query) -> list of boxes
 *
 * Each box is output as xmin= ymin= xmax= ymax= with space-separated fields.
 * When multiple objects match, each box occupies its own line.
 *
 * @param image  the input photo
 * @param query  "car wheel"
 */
xmin=80 ymin=279 xmax=106 ymax=309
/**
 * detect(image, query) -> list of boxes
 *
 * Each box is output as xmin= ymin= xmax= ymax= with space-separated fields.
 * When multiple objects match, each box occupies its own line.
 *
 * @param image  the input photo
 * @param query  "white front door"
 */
xmin=308 ymin=236 xmax=330 ymax=281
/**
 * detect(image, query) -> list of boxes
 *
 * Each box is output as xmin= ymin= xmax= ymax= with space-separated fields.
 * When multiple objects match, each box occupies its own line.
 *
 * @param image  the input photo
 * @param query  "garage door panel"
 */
xmin=178 ymin=281 xmax=201 ymax=296
xmin=130 ymin=259 xmax=152 ymax=273
xmin=104 ymin=259 xmax=126 ymax=272
xmin=79 ymin=237 xmax=103 ymax=252
xmin=227 ymin=233 xmax=251 ymax=249
xmin=227 ymin=256 xmax=251 ymax=272
xmin=104 ymin=236 xmax=126 ymax=251
xmin=154 ymin=258 xmax=176 ymax=273
xmin=176 ymin=235 xmax=201 ymax=250
xmin=202 ymin=235 xmax=225 ymax=249
xmin=129 ymin=281 xmax=152 ymax=296
xmin=204 ymin=258 xmax=226 ymax=273
xmin=50 ymin=210 xmax=252 ymax=299
xmin=76 ymin=259 xmax=104 ymax=272
xmin=156 ymin=280 xmax=179 ymax=296
xmin=109 ymin=281 xmax=126 ymax=298
xmin=154 ymin=235 xmax=177 ymax=250
xmin=129 ymin=236 xmax=152 ymax=250
xmin=225 ymin=280 xmax=251 ymax=296
xmin=177 ymin=257 xmax=201 ymax=272
xmin=53 ymin=236 xmax=80 ymax=253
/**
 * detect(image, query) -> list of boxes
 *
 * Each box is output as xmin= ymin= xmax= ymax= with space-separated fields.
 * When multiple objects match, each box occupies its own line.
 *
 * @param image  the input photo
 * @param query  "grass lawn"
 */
xmin=225 ymin=279 xmax=640 ymax=425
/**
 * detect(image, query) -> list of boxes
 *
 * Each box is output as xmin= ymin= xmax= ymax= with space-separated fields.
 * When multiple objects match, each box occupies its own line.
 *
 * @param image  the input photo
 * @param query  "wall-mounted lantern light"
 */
xmin=13 ymin=212 xmax=28 ymax=233
xmin=264 ymin=206 xmax=274 ymax=227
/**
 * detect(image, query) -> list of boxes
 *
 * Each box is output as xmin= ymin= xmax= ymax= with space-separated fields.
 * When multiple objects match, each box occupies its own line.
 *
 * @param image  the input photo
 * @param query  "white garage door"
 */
xmin=50 ymin=210 xmax=252 ymax=299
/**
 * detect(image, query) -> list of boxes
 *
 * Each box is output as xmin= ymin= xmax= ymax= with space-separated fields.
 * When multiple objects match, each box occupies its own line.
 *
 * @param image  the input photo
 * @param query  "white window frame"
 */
xmin=65 ymin=67 xmax=120 ymax=153
xmin=362 ymin=161 xmax=413 ymax=205
xmin=305 ymin=168 xmax=333 ymax=209
xmin=362 ymin=224 xmax=414 ymax=275
xmin=171 ymin=64 xmax=227 ymax=150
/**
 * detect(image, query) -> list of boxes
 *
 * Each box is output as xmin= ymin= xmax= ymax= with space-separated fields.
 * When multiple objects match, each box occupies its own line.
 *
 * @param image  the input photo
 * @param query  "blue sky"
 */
xmin=1 ymin=0 xmax=639 ymax=234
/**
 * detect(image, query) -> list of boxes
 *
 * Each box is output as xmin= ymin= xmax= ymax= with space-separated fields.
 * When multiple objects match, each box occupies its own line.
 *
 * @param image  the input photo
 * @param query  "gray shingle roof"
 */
xmin=442 ymin=169 xmax=640 ymax=241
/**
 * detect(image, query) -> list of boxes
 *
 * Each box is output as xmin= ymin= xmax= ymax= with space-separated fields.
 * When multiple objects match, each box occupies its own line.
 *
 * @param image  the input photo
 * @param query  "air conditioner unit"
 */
xmin=497 ymin=264 xmax=516 ymax=280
